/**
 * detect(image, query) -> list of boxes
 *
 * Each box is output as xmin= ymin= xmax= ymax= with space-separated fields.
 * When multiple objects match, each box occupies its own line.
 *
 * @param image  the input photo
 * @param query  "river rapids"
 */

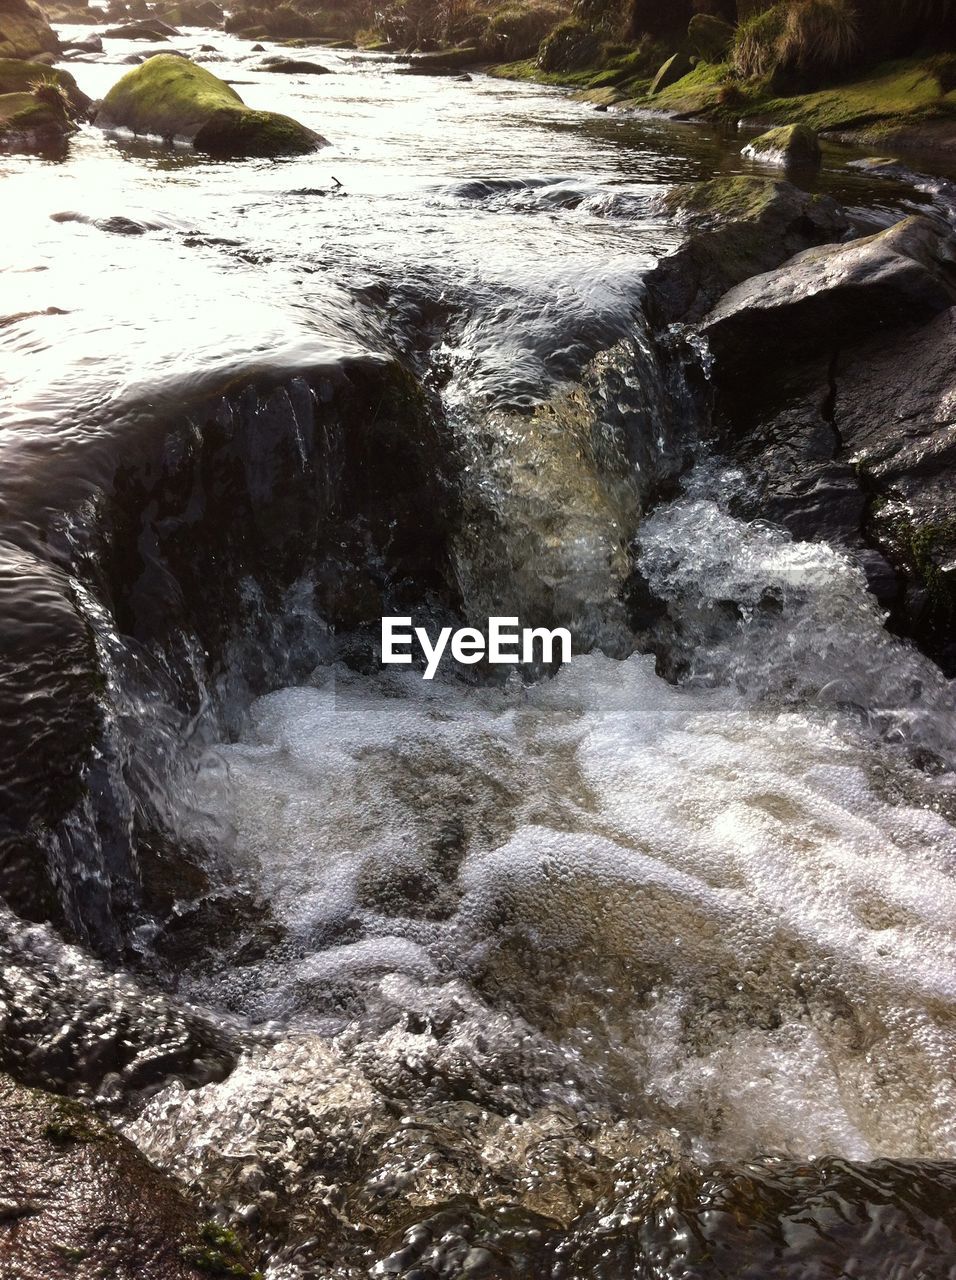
xmin=2 ymin=22 xmax=956 ymax=1280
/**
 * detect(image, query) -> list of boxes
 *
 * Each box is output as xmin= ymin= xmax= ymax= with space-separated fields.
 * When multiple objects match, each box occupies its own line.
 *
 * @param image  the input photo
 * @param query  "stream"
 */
xmin=3 ymin=23 xmax=956 ymax=1279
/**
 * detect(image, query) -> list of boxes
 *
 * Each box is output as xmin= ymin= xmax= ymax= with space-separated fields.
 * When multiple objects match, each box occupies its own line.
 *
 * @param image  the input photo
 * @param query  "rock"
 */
xmin=743 ymin=122 xmax=821 ymax=168
xmin=0 ymin=58 xmax=91 ymax=114
xmin=250 ymin=41 xmax=264 ymax=50
xmin=257 ymin=56 xmax=330 ymax=74
xmin=102 ymin=19 xmax=181 ymax=40
xmin=700 ymin=216 xmax=956 ymax=382
xmin=649 ymin=50 xmax=692 ymax=96
xmin=122 ymin=52 xmax=143 ymax=62
xmin=0 ymin=85 xmax=75 ymax=150
xmin=832 ymin=307 xmax=956 ymax=670
xmin=158 ymin=0 xmax=223 ymax=24
xmin=687 ymin=13 xmax=734 ymax=61
xmin=61 ymin=34 xmax=102 ymax=53
xmin=696 ymin=217 xmax=956 ymax=671
xmin=0 ymin=358 xmax=459 ymax=952
xmin=0 ymin=1073 xmax=258 ymax=1279
xmin=0 ymin=0 xmax=58 ymax=61
xmin=95 ymin=54 xmax=325 ymax=156
xmin=400 ymin=46 xmax=480 ymax=73
xmin=645 ymin=176 xmax=849 ymax=324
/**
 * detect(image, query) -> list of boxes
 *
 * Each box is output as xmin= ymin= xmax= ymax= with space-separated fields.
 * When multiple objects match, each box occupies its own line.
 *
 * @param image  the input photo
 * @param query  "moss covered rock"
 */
xmin=646 ymin=175 xmax=848 ymax=323
xmin=688 ymin=13 xmax=734 ymax=62
xmin=95 ymin=55 xmax=325 ymax=156
xmin=95 ymin=54 xmax=324 ymax=155
xmin=0 ymin=82 xmax=76 ymax=149
xmin=742 ymin=121 xmax=821 ymax=166
xmin=0 ymin=1073 xmax=259 ymax=1279
xmin=0 ymin=57 xmax=91 ymax=113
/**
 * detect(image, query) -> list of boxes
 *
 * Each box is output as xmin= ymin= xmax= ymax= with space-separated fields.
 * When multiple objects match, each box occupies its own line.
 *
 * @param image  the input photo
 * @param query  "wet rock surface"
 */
xmin=645 ymin=177 xmax=850 ymax=325
xmin=695 ymin=214 xmax=956 ymax=671
xmin=0 ymin=1073 xmax=258 ymax=1280
xmin=0 ymin=357 xmax=460 ymax=954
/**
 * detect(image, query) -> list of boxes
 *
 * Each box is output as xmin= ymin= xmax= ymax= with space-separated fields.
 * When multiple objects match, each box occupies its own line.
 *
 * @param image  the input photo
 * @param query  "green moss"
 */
xmin=743 ymin=122 xmax=821 ymax=163
xmin=902 ymin=516 xmax=956 ymax=614
xmin=746 ymin=57 xmax=953 ymax=132
xmin=98 ymin=55 xmax=323 ymax=156
xmin=642 ymin=59 xmax=741 ymax=114
xmin=181 ymin=1221 xmax=261 ymax=1277
xmin=662 ymin=174 xmax=787 ymax=222
xmin=0 ymin=59 xmax=88 ymax=114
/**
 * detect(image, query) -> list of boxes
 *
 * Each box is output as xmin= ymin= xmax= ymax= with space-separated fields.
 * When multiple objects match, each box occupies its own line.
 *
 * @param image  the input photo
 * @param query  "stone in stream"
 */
xmin=696 ymin=215 xmax=956 ymax=673
xmin=645 ymin=175 xmax=849 ymax=324
xmin=0 ymin=1073 xmax=258 ymax=1280
xmin=0 ymin=57 xmax=90 ymax=113
xmin=742 ymin=122 xmax=822 ymax=168
xmin=0 ymin=0 xmax=58 ymax=61
xmin=700 ymin=216 xmax=956 ymax=382
xmin=101 ymin=19 xmax=181 ymax=40
xmin=60 ymin=33 xmax=102 ymax=54
xmin=0 ymin=358 xmax=459 ymax=953
xmin=257 ymin=56 xmax=330 ymax=75
xmin=0 ymin=81 xmax=77 ymax=151
xmin=94 ymin=54 xmax=325 ymax=156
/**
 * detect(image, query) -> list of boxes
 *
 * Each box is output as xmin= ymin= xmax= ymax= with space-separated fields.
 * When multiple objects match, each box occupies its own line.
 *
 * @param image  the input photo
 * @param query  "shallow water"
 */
xmin=4 ymin=23 xmax=956 ymax=1277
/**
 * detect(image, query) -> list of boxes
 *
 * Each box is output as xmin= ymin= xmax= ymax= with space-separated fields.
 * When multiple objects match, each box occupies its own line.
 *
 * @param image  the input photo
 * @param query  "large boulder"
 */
xmin=696 ymin=216 xmax=956 ymax=671
xmin=95 ymin=53 xmax=325 ymax=156
xmin=742 ymin=122 xmax=821 ymax=167
xmin=700 ymin=216 xmax=956 ymax=383
xmin=0 ymin=0 xmax=58 ymax=60
xmin=0 ymin=1074 xmax=258 ymax=1279
xmin=645 ymin=176 xmax=849 ymax=324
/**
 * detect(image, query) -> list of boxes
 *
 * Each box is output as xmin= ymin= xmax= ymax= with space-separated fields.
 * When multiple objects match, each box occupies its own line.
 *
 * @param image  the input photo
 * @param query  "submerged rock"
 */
xmin=0 ymin=1073 xmax=258 ymax=1279
xmin=743 ymin=122 xmax=821 ymax=167
xmin=0 ymin=0 xmax=58 ymax=61
xmin=0 ymin=358 xmax=459 ymax=953
xmin=95 ymin=53 xmax=325 ymax=156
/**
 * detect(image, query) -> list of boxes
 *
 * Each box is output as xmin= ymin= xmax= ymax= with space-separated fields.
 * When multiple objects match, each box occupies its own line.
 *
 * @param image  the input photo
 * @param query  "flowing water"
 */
xmin=4 ymin=23 xmax=956 ymax=1278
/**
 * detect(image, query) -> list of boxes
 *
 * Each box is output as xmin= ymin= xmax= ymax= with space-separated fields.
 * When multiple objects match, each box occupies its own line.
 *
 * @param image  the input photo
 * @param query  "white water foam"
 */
xmin=170 ymin=492 xmax=956 ymax=1170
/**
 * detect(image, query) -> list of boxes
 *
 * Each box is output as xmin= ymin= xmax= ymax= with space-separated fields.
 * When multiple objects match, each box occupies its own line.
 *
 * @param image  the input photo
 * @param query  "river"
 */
xmin=3 ymin=23 xmax=956 ymax=1278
